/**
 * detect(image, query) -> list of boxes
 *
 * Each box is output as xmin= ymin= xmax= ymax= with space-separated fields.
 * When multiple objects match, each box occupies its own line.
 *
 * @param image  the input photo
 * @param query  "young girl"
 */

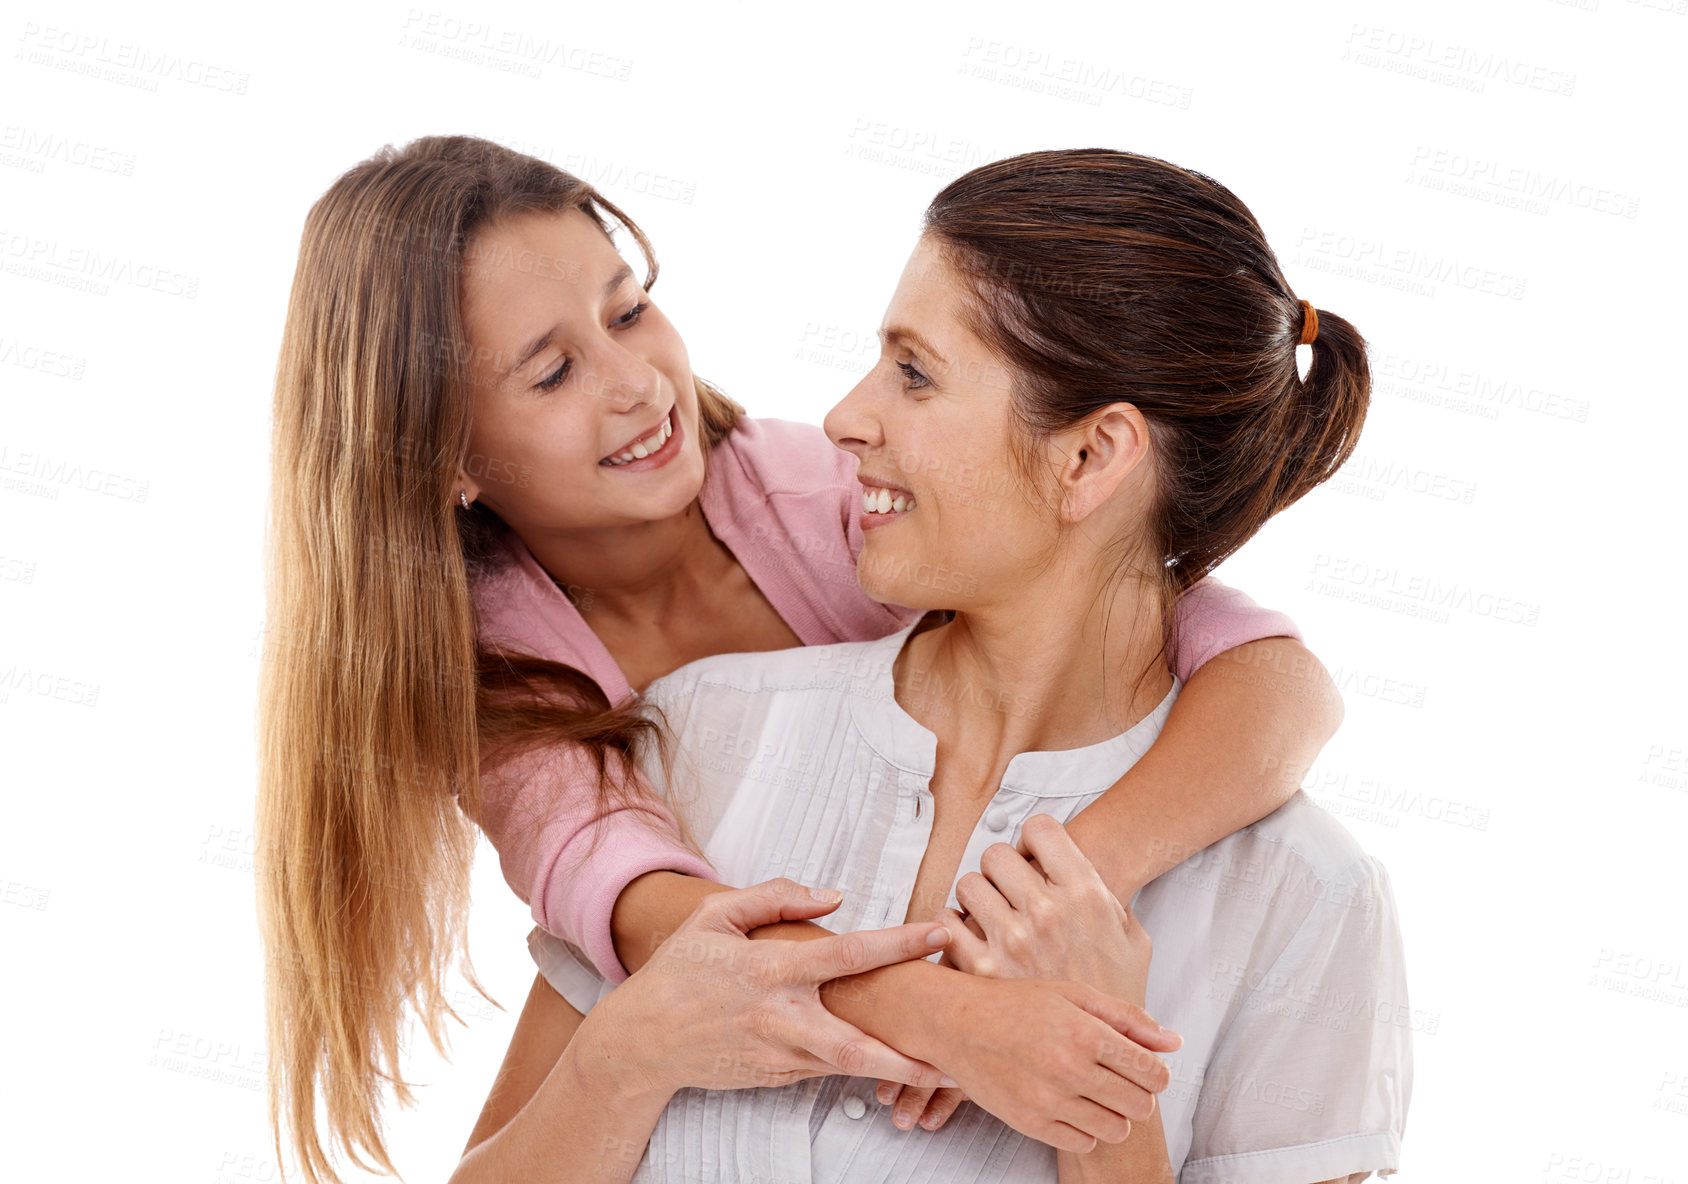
xmin=258 ymin=136 xmax=1341 ymax=1183
xmin=454 ymin=148 xmax=1407 ymax=1183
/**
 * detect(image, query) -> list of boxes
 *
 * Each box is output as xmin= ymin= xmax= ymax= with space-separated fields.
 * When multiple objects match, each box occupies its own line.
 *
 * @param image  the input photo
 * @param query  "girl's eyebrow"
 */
xmin=505 ymin=264 xmax=638 ymax=379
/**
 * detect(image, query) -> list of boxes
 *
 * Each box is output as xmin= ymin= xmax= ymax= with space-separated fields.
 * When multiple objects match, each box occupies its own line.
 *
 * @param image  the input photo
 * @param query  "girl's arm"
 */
xmin=1063 ymin=633 xmax=1341 ymax=902
xmin=455 ymin=880 xmax=959 ymax=1181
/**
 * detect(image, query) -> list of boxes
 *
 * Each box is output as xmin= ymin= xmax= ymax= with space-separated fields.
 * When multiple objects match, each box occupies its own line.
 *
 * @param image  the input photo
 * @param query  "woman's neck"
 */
xmin=514 ymin=499 xmax=733 ymax=626
xmin=893 ymin=574 xmax=1172 ymax=800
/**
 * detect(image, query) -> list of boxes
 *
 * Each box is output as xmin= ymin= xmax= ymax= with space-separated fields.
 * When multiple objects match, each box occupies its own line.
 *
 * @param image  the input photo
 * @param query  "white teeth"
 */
xmin=603 ymin=411 xmax=673 ymax=466
xmin=862 ymin=486 xmax=915 ymax=514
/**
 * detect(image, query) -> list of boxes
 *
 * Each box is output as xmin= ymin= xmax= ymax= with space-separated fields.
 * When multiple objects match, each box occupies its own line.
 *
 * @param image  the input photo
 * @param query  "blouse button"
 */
xmin=842 ymin=1095 xmax=868 ymax=1120
xmin=984 ymin=806 xmax=1009 ymax=832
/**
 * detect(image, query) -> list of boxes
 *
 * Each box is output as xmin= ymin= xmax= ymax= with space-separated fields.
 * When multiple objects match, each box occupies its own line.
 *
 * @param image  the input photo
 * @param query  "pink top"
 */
xmin=472 ymin=417 xmax=1302 ymax=982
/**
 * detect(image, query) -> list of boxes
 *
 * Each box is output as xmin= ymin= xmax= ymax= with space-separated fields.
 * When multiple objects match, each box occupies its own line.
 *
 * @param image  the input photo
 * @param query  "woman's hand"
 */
xmin=606 ymin=877 xmax=957 ymax=1098
xmin=877 ymin=813 xmax=1176 ymax=1139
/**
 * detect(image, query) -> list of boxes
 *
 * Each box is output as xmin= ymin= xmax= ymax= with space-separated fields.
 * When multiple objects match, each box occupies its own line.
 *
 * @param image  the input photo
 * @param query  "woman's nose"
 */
xmin=824 ymin=374 xmax=882 ymax=457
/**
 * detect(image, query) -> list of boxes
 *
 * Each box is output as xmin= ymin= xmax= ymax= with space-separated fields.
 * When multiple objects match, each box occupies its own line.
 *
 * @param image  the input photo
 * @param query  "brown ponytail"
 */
xmin=923 ymin=148 xmax=1369 ymax=650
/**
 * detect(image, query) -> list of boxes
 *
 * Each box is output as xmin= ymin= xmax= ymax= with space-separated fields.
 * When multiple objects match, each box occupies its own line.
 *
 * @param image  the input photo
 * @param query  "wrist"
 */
xmin=569 ymin=1003 xmax=678 ymax=1110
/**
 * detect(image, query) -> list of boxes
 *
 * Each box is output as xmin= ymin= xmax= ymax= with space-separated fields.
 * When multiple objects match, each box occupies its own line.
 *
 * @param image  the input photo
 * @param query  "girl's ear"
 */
xmin=455 ymin=467 xmax=483 ymax=509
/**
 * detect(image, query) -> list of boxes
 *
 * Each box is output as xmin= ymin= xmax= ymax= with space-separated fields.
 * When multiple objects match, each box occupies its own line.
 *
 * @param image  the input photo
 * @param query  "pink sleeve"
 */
xmin=1168 ymin=578 xmax=1304 ymax=684
xmin=478 ymin=743 xmax=720 ymax=984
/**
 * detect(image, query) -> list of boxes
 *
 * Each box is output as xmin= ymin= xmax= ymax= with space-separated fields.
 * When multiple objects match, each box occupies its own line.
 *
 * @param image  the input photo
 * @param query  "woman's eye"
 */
xmin=896 ymin=360 xmax=930 ymax=390
xmin=614 ymin=301 xmax=649 ymax=328
xmin=535 ymin=358 xmax=571 ymax=391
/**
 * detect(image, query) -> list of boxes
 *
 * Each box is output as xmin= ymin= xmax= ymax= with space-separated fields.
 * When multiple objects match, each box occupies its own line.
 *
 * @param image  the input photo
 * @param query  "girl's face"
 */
xmin=825 ymin=236 xmax=1056 ymax=613
xmin=457 ymin=208 xmax=704 ymax=535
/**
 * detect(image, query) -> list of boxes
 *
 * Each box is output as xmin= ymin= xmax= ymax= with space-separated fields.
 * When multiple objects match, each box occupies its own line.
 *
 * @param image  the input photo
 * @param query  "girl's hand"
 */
xmin=609 ymin=877 xmax=956 ymax=1097
xmin=876 ymin=814 xmax=1176 ymax=1138
xmin=945 ymin=812 xmax=1155 ymax=1003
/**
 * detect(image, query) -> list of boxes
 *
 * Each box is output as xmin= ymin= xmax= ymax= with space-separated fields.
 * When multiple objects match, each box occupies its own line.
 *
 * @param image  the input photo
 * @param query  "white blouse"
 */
xmin=530 ymin=622 xmax=1412 ymax=1183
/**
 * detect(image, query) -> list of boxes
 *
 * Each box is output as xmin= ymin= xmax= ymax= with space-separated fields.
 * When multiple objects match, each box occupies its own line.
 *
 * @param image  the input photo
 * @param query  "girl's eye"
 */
xmin=536 ymin=358 xmax=571 ymax=392
xmin=896 ymin=360 xmax=930 ymax=390
xmin=533 ymin=302 xmax=647 ymax=391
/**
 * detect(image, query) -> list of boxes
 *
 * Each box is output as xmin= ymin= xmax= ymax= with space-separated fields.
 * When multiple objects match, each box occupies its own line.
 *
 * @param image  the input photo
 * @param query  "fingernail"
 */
xmin=877 ymin=1085 xmax=895 ymax=1104
xmin=925 ymin=926 xmax=950 ymax=947
xmin=939 ymin=1075 xmax=958 ymax=1088
xmin=895 ymin=1110 xmax=913 ymax=1128
xmin=810 ymin=887 xmax=844 ymax=902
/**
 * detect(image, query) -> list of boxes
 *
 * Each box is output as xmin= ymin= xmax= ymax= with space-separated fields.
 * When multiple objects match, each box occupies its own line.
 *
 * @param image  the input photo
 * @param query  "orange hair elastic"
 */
xmin=1297 ymin=299 xmax=1319 ymax=346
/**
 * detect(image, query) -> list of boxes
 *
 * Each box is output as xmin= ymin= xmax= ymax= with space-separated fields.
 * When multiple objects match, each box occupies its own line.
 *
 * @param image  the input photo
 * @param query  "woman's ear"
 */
xmin=1054 ymin=403 xmax=1151 ymax=524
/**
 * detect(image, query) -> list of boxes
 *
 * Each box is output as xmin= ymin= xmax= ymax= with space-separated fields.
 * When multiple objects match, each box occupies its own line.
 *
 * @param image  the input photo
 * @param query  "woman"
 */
xmin=258 ymin=138 xmax=1341 ymax=1183
xmin=455 ymin=150 xmax=1408 ymax=1182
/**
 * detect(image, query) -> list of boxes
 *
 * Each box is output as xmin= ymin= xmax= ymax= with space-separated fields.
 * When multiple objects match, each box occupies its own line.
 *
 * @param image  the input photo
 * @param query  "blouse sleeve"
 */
xmin=1168 ymin=577 xmax=1304 ymax=684
xmin=479 ymin=742 xmax=721 ymax=984
xmin=1181 ymin=855 xmax=1413 ymax=1184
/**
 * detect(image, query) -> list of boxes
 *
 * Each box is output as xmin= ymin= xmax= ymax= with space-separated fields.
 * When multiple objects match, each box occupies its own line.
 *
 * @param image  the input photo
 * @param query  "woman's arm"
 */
xmin=456 ymin=880 xmax=960 ymax=1180
xmin=453 ymin=973 xmax=671 ymax=1184
xmin=609 ymin=869 xmax=1177 ymax=1151
xmin=1063 ymin=634 xmax=1342 ymax=902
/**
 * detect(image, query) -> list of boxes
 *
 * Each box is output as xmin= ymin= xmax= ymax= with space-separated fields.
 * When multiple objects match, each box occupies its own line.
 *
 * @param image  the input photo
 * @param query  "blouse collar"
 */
xmin=847 ymin=617 xmax=1180 ymax=799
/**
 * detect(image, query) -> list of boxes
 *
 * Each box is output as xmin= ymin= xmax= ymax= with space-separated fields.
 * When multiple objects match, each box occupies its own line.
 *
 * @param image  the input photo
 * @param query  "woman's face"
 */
xmin=825 ymin=236 xmax=1056 ymax=612
xmin=457 ymin=208 xmax=704 ymax=535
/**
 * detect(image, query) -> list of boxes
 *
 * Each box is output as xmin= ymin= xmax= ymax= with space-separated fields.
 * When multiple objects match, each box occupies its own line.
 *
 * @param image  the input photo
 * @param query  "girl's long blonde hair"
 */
xmin=258 ymin=136 xmax=740 ymax=1183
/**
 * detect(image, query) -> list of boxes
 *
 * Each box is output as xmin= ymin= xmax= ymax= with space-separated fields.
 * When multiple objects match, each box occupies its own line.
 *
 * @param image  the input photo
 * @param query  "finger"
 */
xmin=1014 ymin=813 xmax=1095 ymax=887
xmin=1069 ymin=984 xmax=1183 ymax=1054
xmin=917 ymin=1086 xmax=968 ymax=1131
xmin=1085 ymin=1049 xmax=1161 ymax=1124
xmin=1062 ymin=1094 xmax=1135 ymax=1144
xmin=697 ymin=878 xmax=847 ymax=936
xmin=876 ymin=1080 xmax=904 ymax=1107
xmin=977 ymin=841 xmax=1051 ymax=911
xmin=1093 ymin=1032 xmax=1172 ymax=1102
xmin=953 ymin=871 xmax=1014 ymax=940
xmin=1040 ymin=1121 xmax=1099 ymax=1155
xmin=890 ymin=1085 xmax=937 ymax=1130
xmin=794 ymin=920 xmax=951 ymax=985
xmin=933 ymin=907 xmax=989 ymax=972
xmin=797 ymin=1011 xmax=951 ymax=1087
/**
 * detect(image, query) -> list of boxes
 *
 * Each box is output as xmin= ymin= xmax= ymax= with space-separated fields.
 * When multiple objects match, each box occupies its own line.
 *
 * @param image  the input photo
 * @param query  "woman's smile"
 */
xmin=860 ymin=477 xmax=917 ymax=528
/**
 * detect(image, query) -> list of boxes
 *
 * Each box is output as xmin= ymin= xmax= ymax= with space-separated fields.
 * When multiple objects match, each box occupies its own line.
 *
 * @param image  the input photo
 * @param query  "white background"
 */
xmin=2 ymin=1 xmax=1685 ymax=1181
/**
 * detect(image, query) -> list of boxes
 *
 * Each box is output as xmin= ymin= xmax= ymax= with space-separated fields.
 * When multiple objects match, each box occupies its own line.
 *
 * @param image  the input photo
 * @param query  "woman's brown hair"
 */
xmin=923 ymin=148 xmax=1369 ymax=667
xmin=258 ymin=135 xmax=739 ymax=1183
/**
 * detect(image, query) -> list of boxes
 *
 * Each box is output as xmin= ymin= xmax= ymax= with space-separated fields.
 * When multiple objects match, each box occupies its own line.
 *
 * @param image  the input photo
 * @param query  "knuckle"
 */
xmin=834 ymin=933 xmax=869 ymax=972
xmin=831 ymin=1039 xmax=865 ymax=1075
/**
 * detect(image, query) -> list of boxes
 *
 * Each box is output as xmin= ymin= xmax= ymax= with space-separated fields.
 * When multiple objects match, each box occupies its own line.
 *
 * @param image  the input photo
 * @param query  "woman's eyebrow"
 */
xmin=880 ymin=325 xmax=948 ymax=366
xmin=504 ymin=264 xmax=639 ymax=379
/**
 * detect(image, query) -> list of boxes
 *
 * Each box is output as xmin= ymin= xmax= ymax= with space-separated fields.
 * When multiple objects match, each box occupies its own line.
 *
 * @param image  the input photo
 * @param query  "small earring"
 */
xmin=459 ymin=489 xmax=471 ymax=510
